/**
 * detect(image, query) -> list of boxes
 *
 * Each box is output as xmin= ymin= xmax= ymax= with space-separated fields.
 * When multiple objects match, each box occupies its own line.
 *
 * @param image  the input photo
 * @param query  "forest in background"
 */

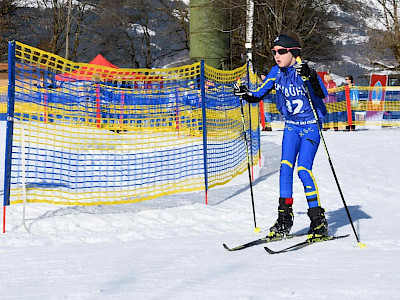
xmin=1 ymin=0 xmax=400 ymax=82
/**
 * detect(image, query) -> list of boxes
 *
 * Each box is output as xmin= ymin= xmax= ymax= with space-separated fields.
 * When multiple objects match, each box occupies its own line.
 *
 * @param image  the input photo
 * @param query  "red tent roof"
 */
xmin=89 ymin=54 xmax=119 ymax=69
xmin=55 ymin=54 xmax=119 ymax=81
xmin=54 ymin=55 xmax=162 ymax=86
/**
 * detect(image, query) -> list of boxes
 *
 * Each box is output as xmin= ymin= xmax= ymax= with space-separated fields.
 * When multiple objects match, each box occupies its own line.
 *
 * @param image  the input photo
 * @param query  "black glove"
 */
xmin=294 ymin=62 xmax=311 ymax=78
xmin=309 ymin=70 xmax=326 ymax=99
xmin=233 ymin=83 xmax=251 ymax=97
xmin=233 ymin=83 xmax=262 ymax=103
xmin=294 ymin=62 xmax=325 ymax=99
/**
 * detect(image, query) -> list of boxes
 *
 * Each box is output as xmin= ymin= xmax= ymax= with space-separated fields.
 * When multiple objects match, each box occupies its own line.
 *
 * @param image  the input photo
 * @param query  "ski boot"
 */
xmin=307 ymin=206 xmax=328 ymax=238
xmin=268 ymin=198 xmax=294 ymax=238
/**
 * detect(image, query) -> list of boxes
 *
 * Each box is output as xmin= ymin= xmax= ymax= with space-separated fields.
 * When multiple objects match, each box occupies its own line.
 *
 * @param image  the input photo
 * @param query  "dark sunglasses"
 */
xmin=271 ymin=47 xmax=301 ymax=56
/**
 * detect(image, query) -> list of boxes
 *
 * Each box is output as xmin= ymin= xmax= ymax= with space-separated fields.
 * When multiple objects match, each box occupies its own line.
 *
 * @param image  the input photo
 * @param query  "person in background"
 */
xmin=345 ymin=75 xmax=358 ymax=131
xmin=183 ymin=80 xmax=201 ymax=134
xmin=234 ymin=32 xmax=329 ymax=238
xmin=323 ymin=73 xmax=338 ymax=131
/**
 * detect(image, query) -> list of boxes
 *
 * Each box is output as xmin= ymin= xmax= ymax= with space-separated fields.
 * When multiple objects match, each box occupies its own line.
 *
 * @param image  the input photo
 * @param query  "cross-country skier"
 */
xmin=234 ymin=32 xmax=329 ymax=238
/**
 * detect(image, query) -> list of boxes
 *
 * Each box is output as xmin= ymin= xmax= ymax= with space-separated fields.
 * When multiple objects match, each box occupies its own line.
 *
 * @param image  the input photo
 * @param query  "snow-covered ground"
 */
xmin=0 ymin=122 xmax=399 ymax=299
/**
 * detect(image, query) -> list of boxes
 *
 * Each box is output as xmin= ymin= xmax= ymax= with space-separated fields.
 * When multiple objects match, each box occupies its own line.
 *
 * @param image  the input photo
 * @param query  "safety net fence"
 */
xmin=260 ymin=85 xmax=400 ymax=130
xmin=3 ymin=41 xmax=261 ymax=208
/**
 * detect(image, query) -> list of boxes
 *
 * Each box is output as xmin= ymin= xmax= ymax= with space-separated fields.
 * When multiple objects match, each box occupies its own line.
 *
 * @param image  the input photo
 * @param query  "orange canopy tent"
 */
xmin=89 ymin=54 xmax=119 ymax=69
xmin=55 ymin=54 xmax=163 ymax=88
xmin=55 ymin=54 xmax=120 ymax=81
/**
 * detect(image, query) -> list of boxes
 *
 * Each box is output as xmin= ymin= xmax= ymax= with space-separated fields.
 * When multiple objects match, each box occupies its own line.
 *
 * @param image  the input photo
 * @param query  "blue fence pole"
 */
xmin=3 ymin=41 xmax=16 ymax=232
xmin=200 ymin=61 xmax=208 ymax=204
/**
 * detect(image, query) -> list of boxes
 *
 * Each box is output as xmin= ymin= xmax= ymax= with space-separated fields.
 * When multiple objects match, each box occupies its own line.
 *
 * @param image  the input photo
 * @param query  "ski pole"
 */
xmin=295 ymin=57 xmax=366 ymax=248
xmin=237 ymin=78 xmax=260 ymax=233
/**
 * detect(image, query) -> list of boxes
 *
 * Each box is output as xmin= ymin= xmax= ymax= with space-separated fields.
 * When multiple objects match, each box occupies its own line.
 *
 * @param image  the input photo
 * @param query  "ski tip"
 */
xmin=358 ymin=242 xmax=367 ymax=249
xmin=264 ymin=246 xmax=276 ymax=254
xmin=223 ymin=244 xmax=232 ymax=251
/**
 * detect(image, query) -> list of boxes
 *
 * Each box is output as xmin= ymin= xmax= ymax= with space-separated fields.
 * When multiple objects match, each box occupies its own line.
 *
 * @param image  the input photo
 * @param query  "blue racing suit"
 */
xmin=275 ymin=64 xmax=327 ymax=208
xmin=253 ymin=66 xmax=279 ymax=125
xmin=241 ymin=63 xmax=327 ymax=207
xmin=252 ymin=65 xmax=279 ymax=98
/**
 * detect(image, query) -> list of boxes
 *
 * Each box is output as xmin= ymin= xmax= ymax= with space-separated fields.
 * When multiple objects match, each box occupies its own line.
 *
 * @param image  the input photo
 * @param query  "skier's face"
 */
xmin=272 ymin=46 xmax=296 ymax=68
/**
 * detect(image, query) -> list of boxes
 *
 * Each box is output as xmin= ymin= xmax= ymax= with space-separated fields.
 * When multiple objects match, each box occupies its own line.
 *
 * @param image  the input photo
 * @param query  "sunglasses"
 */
xmin=271 ymin=47 xmax=301 ymax=56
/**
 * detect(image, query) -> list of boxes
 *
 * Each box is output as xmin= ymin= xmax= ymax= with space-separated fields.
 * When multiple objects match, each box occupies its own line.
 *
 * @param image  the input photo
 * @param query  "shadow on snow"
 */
xmin=293 ymin=205 xmax=372 ymax=236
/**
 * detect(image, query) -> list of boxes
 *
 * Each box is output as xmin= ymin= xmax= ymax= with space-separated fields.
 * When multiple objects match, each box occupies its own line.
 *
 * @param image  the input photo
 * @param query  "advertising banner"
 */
xmin=367 ymin=74 xmax=388 ymax=120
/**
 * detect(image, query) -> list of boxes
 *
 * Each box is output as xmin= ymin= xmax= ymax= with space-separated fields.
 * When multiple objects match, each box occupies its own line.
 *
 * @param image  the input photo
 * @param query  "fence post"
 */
xmin=259 ymin=101 xmax=265 ymax=127
xmin=175 ymin=87 xmax=180 ymax=138
xmin=257 ymin=76 xmax=265 ymax=129
xmin=200 ymin=61 xmax=208 ymax=204
xmin=96 ymin=83 xmax=101 ymax=128
xmin=120 ymin=90 xmax=125 ymax=131
xmin=3 ymin=41 xmax=16 ymax=233
xmin=345 ymin=85 xmax=353 ymax=128
xmin=256 ymin=76 xmax=262 ymax=166
xmin=43 ymin=89 xmax=48 ymax=123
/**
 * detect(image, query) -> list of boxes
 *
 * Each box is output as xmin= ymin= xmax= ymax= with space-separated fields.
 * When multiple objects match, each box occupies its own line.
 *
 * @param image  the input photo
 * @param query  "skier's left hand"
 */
xmin=294 ymin=62 xmax=311 ymax=78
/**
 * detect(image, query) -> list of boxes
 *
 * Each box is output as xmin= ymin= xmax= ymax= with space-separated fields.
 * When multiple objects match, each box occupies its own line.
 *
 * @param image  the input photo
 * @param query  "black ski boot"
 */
xmin=268 ymin=198 xmax=294 ymax=238
xmin=307 ymin=207 xmax=328 ymax=237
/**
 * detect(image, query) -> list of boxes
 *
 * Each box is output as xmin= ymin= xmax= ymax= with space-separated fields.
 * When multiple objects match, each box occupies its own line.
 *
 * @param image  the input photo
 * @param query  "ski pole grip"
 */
xmin=295 ymin=57 xmax=308 ymax=82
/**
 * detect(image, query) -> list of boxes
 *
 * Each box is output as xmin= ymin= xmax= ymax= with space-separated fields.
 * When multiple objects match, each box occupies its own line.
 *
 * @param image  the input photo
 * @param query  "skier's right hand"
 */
xmin=233 ymin=83 xmax=252 ymax=97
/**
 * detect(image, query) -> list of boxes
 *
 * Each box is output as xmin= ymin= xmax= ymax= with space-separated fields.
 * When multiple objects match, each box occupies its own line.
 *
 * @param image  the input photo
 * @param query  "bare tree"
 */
xmin=91 ymin=0 xmax=189 ymax=68
xmin=4 ymin=0 xmax=373 ymax=71
xmin=158 ymin=0 xmax=190 ymax=50
xmin=14 ymin=0 xmax=91 ymax=59
xmin=0 ymin=0 xmax=19 ymax=61
xmin=69 ymin=2 xmax=92 ymax=60
xmin=89 ymin=0 xmax=141 ymax=68
xmin=223 ymin=0 xmax=367 ymax=71
xmin=31 ymin=0 xmax=69 ymax=54
xmin=367 ymin=0 xmax=400 ymax=69
xmin=154 ymin=0 xmax=190 ymax=63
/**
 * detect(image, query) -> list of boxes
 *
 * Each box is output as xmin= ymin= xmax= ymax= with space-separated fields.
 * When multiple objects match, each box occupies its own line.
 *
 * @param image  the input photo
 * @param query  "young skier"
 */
xmin=234 ymin=32 xmax=329 ymax=238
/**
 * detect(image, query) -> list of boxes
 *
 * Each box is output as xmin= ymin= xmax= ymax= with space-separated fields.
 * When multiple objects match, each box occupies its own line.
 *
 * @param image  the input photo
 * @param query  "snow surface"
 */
xmin=0 ymin=122 xmax=399 ymax=299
